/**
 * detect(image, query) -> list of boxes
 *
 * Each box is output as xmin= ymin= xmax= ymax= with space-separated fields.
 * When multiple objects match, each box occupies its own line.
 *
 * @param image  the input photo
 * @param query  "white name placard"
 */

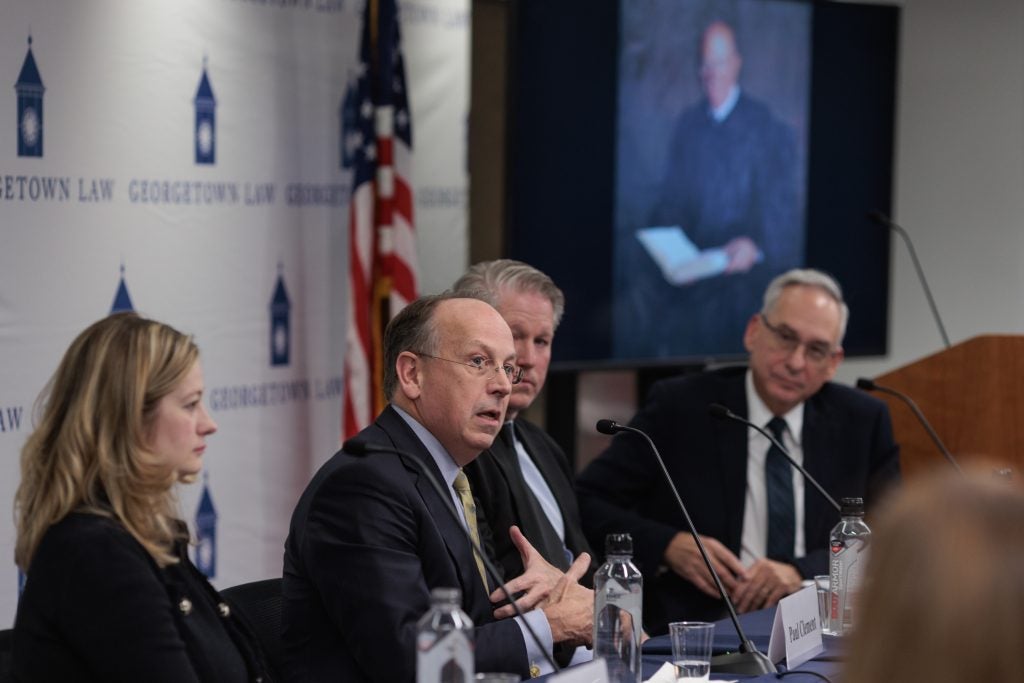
xmin=768 ymin=585 xmax=824 ymax=669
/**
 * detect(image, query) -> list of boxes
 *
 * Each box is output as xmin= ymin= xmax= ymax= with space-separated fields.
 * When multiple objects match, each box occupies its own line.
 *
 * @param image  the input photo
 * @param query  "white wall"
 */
xmin=836 ymin=0 xmax=1024 ymax=383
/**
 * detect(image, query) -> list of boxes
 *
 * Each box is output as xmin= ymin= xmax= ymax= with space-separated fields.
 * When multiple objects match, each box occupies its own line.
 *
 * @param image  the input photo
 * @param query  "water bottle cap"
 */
xmin=429 ymin=587 xmax=462 ymax=605
xmin=840 ymin=497 xmax=865 ymax=515
xmin=605 ymin=533 xmax=633 ymax=556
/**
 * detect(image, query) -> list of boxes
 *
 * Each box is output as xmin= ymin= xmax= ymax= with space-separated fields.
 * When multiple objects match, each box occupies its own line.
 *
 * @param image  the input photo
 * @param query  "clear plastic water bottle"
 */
xmin=416 ymin=587 xmax=474 ymax=683
xmin=593 ymin=533 xmax=643 ymax=683
xmin=827 ymin=497 xmax=871 ymax=636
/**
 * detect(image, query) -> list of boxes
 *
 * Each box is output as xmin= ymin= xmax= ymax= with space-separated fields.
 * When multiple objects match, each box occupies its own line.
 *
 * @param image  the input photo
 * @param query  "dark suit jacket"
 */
xmin=465 ymin=418 xmax=594 ymax=585
xmin=576 ymin=367 xmax=900 ymax=633
xmin=12 ymin=513 xmax=267 ymax=682
xmin=281 ymin=406 xmax=529 ymax=682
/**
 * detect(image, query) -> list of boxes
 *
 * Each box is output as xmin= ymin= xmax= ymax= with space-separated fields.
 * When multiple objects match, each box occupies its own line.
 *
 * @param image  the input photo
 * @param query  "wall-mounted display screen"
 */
xmin=508 ymin=0 xmax=899 ymax=369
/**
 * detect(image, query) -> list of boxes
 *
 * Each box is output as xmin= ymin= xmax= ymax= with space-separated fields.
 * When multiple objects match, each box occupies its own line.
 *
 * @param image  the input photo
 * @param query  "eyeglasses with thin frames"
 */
xmin=759 ymin=314 xmax=838 ymax=365
xmin=412 ymin=351 xmax=525 ymax=385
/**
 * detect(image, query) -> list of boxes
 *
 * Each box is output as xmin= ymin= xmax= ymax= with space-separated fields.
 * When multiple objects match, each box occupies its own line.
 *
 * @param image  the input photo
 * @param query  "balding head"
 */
xmin=389 ymin=296 xmax=517 ymax=465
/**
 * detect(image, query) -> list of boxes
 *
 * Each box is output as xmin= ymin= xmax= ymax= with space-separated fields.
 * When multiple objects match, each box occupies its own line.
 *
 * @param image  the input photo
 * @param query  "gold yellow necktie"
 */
xmin=452 ymin=470 xmax=488 ymax=592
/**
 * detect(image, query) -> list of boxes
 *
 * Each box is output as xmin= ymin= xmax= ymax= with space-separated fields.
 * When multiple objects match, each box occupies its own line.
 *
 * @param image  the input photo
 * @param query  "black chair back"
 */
xmin=220 ymin=578 xmax=284 ymax=681
xmin=0 ymin=628 xmax=12 ymax=683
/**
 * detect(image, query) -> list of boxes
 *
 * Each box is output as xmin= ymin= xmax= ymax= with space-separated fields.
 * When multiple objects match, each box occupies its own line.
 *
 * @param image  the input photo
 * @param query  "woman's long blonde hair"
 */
xmin=15 ymin=312 xmax=200 ymax=570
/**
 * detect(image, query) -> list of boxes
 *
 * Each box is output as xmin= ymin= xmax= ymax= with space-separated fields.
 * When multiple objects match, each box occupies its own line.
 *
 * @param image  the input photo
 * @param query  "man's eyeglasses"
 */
xmin=412 ymin=351 xmax=525 ymax=385
xmin=759 ymin=314 xmax=838 ymax=364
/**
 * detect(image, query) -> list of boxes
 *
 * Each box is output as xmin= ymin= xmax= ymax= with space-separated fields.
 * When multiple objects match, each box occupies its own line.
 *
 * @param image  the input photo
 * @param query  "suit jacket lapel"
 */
xmin=497 ymin=422 xmax=570 ymax=570
xmin=376 ymin=407 xmax=490 ymax=611
xmin=517 ymin=422 xmax=589 ymax=559
xmin=485 ymin=431 xmax=527 ymax=521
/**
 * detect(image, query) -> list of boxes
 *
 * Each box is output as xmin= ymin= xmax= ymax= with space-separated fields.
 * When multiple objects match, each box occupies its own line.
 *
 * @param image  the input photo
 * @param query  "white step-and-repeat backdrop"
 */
xmin=0 ymin=0 xmax=468 ymax=625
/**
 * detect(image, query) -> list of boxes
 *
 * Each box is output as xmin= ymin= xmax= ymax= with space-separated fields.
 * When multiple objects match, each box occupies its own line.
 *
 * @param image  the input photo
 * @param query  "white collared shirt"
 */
xmin=739 ymin=371 xmax=807 ymax=566
xmin=709 ymin=85 xmax=741 ymax=122
xmin=507 ymin=421 xmax=566 ymax=542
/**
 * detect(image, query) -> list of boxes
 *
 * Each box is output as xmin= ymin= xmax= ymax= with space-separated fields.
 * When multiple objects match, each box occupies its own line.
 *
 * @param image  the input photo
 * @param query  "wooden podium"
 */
xmin=873 ymin=335 xmax=1024 ymax=479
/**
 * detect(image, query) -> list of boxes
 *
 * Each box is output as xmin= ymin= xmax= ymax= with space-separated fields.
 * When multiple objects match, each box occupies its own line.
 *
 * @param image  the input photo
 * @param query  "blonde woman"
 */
xmin=12 ymin=313 xmax=270 ymax=682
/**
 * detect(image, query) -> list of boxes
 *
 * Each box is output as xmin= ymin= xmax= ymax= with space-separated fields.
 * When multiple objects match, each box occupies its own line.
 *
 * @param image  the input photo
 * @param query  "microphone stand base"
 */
xmin=710 ymin=649 xmax=777 ymax=675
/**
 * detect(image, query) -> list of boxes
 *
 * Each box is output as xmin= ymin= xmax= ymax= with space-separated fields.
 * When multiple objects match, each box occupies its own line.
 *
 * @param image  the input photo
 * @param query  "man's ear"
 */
xmin=395 ymin=351 xmax=423 ymax=400
xmin=742 ymin=313 xmax=761 ymax=353
xmin=824 ymin=346 xmax=845 ymax=381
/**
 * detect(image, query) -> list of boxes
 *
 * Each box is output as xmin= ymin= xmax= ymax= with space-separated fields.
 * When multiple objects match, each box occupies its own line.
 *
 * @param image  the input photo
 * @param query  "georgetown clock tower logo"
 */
xmin=194 ymin=58 xmax=217 ymax=165
xmin=195 ymin=472 xmax=218 ymax=578
xmin=270 ymin=263 xmax=291 ymax=367
xmin=340 ymin=71 xmax=359 ymax=170
xmin=110 ymin=264 xmax=136 ymax=313
xmin=15 ymin=34 xmax=45 ymax=158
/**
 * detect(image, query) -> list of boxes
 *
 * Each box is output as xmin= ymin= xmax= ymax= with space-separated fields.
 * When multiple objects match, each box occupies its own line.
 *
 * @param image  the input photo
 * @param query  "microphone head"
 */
xmin=855 ymin=378 xmax=877 ymax=391
xmin=866 ymin=210 xmax=890 ymax=226
xmin=595 ymin=419 xmax=621 ymax=435
xmin=342 ymin=439 xmax=371 ymax=456
xmin=708 ymin=403 xmax=733 ymax=420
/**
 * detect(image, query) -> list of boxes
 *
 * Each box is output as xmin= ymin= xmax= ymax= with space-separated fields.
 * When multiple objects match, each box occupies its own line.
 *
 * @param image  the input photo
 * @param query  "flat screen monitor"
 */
xmin=507 ymin=0 xmax=898 ymax=369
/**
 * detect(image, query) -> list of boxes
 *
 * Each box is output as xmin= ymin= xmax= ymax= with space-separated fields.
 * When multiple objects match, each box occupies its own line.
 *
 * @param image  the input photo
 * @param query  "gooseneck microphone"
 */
xmin=595 ymin=419 xmax=776 ymax=676
xmin=855 ymin=378 xmax=962 ymax=473
xmin=708 ymin=404 xmax=841 ymax=512
xmin=343 ymin=439 xmax=560 ymax=673
xmin=867 ymin=211 xmax=951 ymax=348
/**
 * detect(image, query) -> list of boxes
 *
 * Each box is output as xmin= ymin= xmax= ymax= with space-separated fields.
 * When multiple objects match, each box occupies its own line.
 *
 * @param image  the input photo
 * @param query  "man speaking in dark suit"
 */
xmin=454 ymin=260 xmax=594 ymax=583
xmin=578 ymin=269 xmax=900 ymax=633
xmin=282 ymin=294 xmax=593 ymax=681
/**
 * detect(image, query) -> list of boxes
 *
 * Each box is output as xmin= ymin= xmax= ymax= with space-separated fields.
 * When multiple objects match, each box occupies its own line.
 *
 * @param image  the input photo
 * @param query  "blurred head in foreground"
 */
xmin=843 ymin=466 xmax=1024 ymax=683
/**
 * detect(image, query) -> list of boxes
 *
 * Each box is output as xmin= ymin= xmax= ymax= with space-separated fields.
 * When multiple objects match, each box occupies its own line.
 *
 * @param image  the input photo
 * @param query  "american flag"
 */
xmin=343 ymin=0 xmax=418 ymax=440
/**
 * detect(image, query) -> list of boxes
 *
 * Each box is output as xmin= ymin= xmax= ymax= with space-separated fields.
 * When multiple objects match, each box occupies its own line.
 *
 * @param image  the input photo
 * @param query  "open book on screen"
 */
xmin=635 ymin=226 xmax=729 ymax=285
